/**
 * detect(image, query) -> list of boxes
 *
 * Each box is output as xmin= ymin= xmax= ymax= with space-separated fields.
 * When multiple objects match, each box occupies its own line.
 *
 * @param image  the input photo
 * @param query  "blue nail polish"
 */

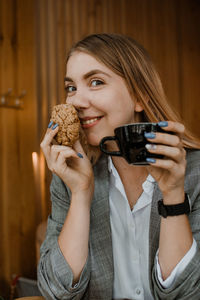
xmin=158 ymin=121 xmax=168 ymax=127
xmin=146 ymin=157 xmax=156 ymax=163
xmin=52 ymin=123 xmax=58 ymax=130
xmin=48 ymin=121 xmax=53 ymax=128
xmin=144 ymin=132 xmax=156 ymax=139
xmin=77 ymin=152 xmax=83 ymax=158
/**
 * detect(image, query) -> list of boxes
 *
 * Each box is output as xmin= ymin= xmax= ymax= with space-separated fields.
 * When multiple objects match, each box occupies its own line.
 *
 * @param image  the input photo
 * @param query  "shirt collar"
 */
xmin=108 ymin=156 xmax=155 ymax=194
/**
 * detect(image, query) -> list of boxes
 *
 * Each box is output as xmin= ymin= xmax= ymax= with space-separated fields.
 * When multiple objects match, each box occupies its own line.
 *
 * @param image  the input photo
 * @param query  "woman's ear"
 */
xmin=135 ymin=101 xmax=144 ymax=112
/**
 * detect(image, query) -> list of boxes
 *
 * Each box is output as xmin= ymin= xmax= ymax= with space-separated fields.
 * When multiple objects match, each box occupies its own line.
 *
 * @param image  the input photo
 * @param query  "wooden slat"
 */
xmin=0 ymin=0 xmax=20 ymax=295
xmin=47 ymin=0 xmax=58 ymax=108
xmin=78 ymin=0 xmax=89 ymax=38
xmin=88 ymin=0 xmax=96 ymax=34
xmin=65 ymin=0 xmax=74 ymax=49
xmin=35 ymin=0 xmax=50 ymax=138
xmin=16 ymin=0 xmax=39 ymax=277
xmin=56 ymin=0 xmax=67 ymax=103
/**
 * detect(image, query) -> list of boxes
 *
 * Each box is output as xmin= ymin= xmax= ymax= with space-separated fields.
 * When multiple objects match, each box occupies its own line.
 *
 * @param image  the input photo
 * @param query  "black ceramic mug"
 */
xmin=99 ymin=122 xmax=169 ymax=165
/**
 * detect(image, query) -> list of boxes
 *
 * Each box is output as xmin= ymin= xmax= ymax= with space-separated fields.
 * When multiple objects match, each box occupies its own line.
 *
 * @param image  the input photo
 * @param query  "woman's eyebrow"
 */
xmin=83 ymin=69 xmax=111 ymax=79
xmin=64 ymin=76 xmax=73 ymax=83
xmin=64 ymin=69 xmax=111 ymax=83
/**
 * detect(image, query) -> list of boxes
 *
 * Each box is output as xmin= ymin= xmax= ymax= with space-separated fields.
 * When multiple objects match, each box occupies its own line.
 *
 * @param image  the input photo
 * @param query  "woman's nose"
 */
xmin=67 ymin=92 xmax=90 ymax=109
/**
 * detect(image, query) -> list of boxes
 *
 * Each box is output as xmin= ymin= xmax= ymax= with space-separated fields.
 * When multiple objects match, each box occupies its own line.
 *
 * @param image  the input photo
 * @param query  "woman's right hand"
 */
xmin=40 ymin=122 xmax=94 ymax=199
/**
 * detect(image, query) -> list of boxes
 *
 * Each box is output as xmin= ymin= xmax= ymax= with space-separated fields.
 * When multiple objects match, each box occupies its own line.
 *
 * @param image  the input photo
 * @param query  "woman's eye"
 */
xmin=65 ymin=85 xmax=76 ymax=93
xmin=91 ymin=79 xmax=104 ymax=87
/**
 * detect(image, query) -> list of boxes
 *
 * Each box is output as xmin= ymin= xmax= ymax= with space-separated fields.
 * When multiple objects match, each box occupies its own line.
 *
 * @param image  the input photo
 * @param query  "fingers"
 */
xmin=48 ymin=144 xmax=85 ymax=176
xmin=144 ymin=120 xmax=184 ymax=149
xmin=50 ymin=145 xmax=77 ymax=165
xmin=73 ymin=140 xmax=85 ymax=158
xmin=145 ymin=121 xmax=185 ymax=145
xmin=144 ymin=120 xmax=186 ymax=167
xmin=144 ymin=132 xmax=181 ymax=148
xmin=158 ymin=120 xmax=185 ymax=134
xmin=40 ymin=122 xmax=59 ymax=157
xmin=146 ymin=157 xmax=186 ymax=180
xmin=145 ymin=144 xmax=186 ymax=163
xmin=51 ymin=145 xmax=79 ymax=160
xmin=50 ymin=146 xmax=79 ymax=172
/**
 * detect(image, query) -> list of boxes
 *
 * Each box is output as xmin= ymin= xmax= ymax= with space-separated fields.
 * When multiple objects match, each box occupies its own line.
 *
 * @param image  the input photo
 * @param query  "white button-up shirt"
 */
xmin=108 ymin=157 xmax=196 ymax=300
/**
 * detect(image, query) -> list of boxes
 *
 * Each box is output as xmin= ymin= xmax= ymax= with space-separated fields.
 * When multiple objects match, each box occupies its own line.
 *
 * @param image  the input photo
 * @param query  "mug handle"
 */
xmin=99 ymin=136 xmax=121 ymax=156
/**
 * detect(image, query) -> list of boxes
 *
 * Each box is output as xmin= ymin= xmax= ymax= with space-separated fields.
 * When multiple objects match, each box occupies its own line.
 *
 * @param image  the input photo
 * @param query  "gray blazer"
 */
xmin=37 ymin=149 xmax=200 ymax=299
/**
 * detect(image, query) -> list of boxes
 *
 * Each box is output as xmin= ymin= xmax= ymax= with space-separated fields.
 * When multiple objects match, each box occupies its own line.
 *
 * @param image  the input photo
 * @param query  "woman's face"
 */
xmin=65 ymin=51 xmax=143 ymax=146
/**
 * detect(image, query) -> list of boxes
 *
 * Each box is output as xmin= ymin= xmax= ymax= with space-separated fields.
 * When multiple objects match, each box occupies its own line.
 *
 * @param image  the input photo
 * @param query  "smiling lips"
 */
xmin=80 ymin=116 xmax=102 ymax=128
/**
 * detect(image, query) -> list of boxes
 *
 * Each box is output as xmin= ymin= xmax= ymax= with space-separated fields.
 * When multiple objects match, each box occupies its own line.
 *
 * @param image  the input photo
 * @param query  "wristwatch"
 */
xmin=158 ymin=193 xmax=190 ymax=218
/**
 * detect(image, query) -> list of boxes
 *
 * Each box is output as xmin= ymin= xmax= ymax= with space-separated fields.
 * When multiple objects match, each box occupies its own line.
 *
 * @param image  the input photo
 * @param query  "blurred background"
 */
xmin=0 ymin=0 xmax=200 ymax=298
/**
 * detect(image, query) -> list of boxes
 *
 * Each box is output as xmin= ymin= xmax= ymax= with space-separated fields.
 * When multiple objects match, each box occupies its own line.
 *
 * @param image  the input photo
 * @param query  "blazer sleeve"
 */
xmin=152 ymin=150 xmax=200 ymax=299
xmin=37 ymin=174 xmax=91 ymax=300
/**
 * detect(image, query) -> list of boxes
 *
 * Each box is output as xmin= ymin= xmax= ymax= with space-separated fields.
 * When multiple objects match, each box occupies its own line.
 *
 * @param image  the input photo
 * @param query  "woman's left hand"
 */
xmin=145 ymin=121 xmax=186 ymax=202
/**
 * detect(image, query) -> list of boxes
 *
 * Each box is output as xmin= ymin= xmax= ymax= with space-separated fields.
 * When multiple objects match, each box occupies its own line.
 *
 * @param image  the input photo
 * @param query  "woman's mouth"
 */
xmin=80 ymin=116 xmax=103 ymax=128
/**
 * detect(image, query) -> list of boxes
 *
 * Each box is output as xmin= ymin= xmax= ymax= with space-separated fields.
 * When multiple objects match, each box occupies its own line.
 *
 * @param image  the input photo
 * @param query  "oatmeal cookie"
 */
xmin=50 ymin=103 xmax=80 ymax=147
xmin=50 ymin=103 xmax=101 ymax=164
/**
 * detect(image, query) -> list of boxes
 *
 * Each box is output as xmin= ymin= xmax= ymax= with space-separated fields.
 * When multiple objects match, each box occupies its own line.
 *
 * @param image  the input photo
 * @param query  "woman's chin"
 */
xmin=87 ymin=139 xmax=100 ymax=147
xmin=85 ymin=134 xmax=103 ymax=147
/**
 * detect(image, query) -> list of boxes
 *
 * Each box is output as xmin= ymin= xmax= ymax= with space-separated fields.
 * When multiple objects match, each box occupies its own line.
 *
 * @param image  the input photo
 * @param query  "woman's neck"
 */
xmin=111 ymin=156 xmax=149 ymax=209
xmin=112 ymin=156 xmax=148 ymax=179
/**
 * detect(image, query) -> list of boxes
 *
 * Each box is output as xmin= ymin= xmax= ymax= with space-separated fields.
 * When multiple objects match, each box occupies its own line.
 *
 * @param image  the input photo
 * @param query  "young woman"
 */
xmin=38 ymin=33 xmax=200 ymax=299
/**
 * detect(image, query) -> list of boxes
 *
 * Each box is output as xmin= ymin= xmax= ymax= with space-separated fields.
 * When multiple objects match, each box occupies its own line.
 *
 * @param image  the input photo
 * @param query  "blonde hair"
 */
xmin=67 ymin=33 xmax=200 ymax=149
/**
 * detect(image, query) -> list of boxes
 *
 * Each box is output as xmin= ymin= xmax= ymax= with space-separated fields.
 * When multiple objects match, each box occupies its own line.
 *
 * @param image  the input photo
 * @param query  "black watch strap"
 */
xmin=158 ymin=193 xmax=190 ymax=218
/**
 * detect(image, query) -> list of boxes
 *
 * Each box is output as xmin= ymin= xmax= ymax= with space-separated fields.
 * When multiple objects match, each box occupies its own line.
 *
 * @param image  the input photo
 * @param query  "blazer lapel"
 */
xmin=149 ymin=182 xmax=162 ymax=295
xmin=88 ymin=155 xmax=114 ymax=300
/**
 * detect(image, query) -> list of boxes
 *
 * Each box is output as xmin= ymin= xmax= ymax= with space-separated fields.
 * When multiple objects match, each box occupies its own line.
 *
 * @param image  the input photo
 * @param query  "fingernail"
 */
xmin=77 ymin=152 xmax=83 ymax=158
xmin=145 ymin=144 xmax=157 ymax=150
xmin=146 ymin=157 xmax=156 ymax=163
xmin=144 ymin=132 xmax=156 ymax=139
xmin=158 ymin=121 xmax=168 ymax=127
xmin=52 ymin=123 xmax=58 ymax=130
xmin=48 ymin=121 xmax=53 ymax=128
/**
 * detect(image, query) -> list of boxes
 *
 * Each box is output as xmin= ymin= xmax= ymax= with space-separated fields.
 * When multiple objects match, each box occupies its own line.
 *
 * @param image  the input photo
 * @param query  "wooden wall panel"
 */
xmin=0 ymin=0 xmax=38 ymax=297
xmin=16 ymin=0 xmax=39 ymax=276
xmin=0 ymin=0 xmax=200 ymax=298
xmin=0 ymin=0 xmax=23 ymax=296
xmin=124 ymin=0 xmax=182 ymax=113
xmin=177 ymin=0 xmax=200 ymax=136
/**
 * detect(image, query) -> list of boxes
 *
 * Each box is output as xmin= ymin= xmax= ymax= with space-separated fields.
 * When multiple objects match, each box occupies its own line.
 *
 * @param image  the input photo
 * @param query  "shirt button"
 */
xmin=136 ymin=288 xmax=141 ymax=295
